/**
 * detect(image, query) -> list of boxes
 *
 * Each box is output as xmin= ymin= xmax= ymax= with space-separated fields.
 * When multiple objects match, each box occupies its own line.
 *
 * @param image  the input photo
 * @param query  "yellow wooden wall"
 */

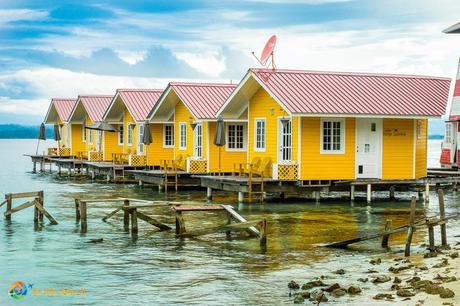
xmin=382 ymin=118 xmax=414 ymax=179
xmin=300 ymin=117 xmax=356 ymax=180
xmin=84 ymin=117 xmax=98 ymax=152
xmin=415 ymin=119 xmax=427 ymax=179
xmin=247 ymin=88 xmax=299 ymax=174
xmin=174 ymin=100 xmax=195 ymax=160
xmin=103 ymin=126 xmax=123 ymax=161
xmin=70 ymin=124 xmax=85 ymax=155
xmin=208 ymin=122 xmax=246 ymax=172
xmin=147 ymin=123 xmax=174 ymax=166
xmin=123 ymin=109 xmax=137 ymax=155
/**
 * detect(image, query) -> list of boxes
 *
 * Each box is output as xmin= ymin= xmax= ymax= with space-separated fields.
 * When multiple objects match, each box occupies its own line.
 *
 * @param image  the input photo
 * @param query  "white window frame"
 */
xmin=137 ymin=123 xmax=144 ymax=154
xmin=320 ymin=118 xmax=345 ymax=154
xmin=163 ymin=124 xmax=174 ymax=148
xmin=127 ymin=124 xmax=133 ymax=146
xmin=254 ymin=118 xmax=266 ymax=152
xmin=118 ymin=125 xmax=123 ymax=146
xmin=82 ymin=123 xmax=86 ymax=143
xmin=226 ymin=123 xmax=246 ymax=152
xmin=179 ymin=122 xmax=187 ymax=150
xmin=96 ymin=130 xmax=101 ymax=150
xmin=193 ymin=123 xmax=203 ymax=158
xmin=445 ymin=122 xmax=452 ymax=144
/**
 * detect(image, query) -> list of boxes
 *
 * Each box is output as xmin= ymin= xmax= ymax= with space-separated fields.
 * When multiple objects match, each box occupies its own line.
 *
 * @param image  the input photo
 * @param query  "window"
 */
xmin=254 ymin=119 xmax=266 ymax=151
xmin=88 ymin=128 xmax=93 ymax=145
xmin=163 ymin=124 xmax=174 ymax=147
xmin=193 ymin=123 xmax=202 ymax=157
xmin=127 ymin=124 xmax=133 ymax=146
xmin=445 ymin=123 xmax=452 ymax=144
xmin=137 ymin=124 xmax=144 ymax=154
xmin=280 ymin=119 xmax=292 ymax=161
xmin=96 ymin=130 xmax=101 ymax=150
xmin=82 ymin=123 xmax=86 ymax=142
xmin=118 ymin=125 xmax=123 ymax=145
xmin=320 ymin=118 xmax=345 ymax=154
xmin=227 ymin=124 xmax=245 ymax=151
xmin=179 ymin=122 xmax=187 ymax=150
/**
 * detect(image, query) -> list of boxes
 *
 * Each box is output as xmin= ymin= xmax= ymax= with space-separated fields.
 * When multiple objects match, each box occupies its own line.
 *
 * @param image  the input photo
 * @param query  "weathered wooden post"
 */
xmin=438 ymin=189 xmax=447 ymax=246
xmin=32 ymin=161 xmax=37 ymax=173
xmin=381 ymin=219 xmax=392 ymax=247
xmin=175 ymin=211 xmax=185 ymax=235
xmin=404 ymin=196 xmax=416 ymax=256
xmin=226 ymin=212 xmax=232 ymax=239
xmin=366 ymin=184 xmax=372 ymax=204
xmin=238 ymin=192 xmax=244 ymax=204
xmin=389 ymin=186 xmax=395 ymax=200
xmin=80 ymin=201 xmax=87 ymax=233
xmin=38 ymin=191 xmax=44 ymax=222
xmin=425 ymin=182 xmax=430 ymax=203
xmin=33 ymin=197 xmax=39 ymax=223
xmin=350 ymin=185 xmax=355 ymax=201
xmin=75 ymin=199 xmax=81 ymax=222
xmin=428 ymin=222 xmax=435 ymax=252
xmin=123 ymin=199 xmax=130 ymax=231
xmin=5 ymin=194 xmax=12 ymax=221
xmin=131 ymin=208 xmax=138 ymax=236
xmin=260 ymin=218 xmax=267 ymax=249
xmin=207 ymin=187 xmax=213 ymax=201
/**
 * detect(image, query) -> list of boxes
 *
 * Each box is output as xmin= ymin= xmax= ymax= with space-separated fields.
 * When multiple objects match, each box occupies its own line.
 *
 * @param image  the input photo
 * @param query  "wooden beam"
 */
xmin=135 ymin=211 xmax=171 ymax=231
xmin=4 ymin=200 xmax=36 ymax=216
xmin=404 ymin=196 xmax=417 ymax=257
xmin=9 ymin=191 xmax=41 ymax=199
xmin=178 ymin=220 xmax=261 ymax=237
xmin=381 ymin=219 xmax=391 ymax=247
xmin=172 ymin=205 xmax=225 ymax=212
xmin=438 ymin=189 xmax=447 ymax=246
xmin=123 ymin=199 xmax=130 ymax=231
xmin=102 ymin=207 xmax=122 ymax=222
xmin=222 ymin=205 xmax=260 ymax=237
xmin=80 ymin=201 xmax=87 ymax=232
xmin=34 ymin=202 xmax=58 ymax=225
xmin=131 ymin=208 xmax=138 ymax=236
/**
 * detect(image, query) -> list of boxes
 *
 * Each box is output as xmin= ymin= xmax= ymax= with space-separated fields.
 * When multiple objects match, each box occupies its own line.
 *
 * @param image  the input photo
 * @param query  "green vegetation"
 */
xmin=0 ymin=124 xmax=53 ymax=139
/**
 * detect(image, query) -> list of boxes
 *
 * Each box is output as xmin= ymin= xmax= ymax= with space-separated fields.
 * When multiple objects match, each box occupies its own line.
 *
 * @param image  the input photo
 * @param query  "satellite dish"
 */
xmin=252 ymin=35 xmax=277 ymax=69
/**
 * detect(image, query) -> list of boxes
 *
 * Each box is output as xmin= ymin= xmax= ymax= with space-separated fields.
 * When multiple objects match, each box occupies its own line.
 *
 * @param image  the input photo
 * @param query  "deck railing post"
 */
xmin=75 ymin=199 xmax=81 ymax=222
xmin=38 ymin=190 xmax=44 ymax=222
xmin=438 ymin=189 xmax=447 ymax=246
xmin=404 ymin=196 xmax=416 ymax=256
xmin=123 ymin=199 xmax=130 ymax=231
xmin=80 ymin=201 xmax=87 ymax=233
xmin=131 ymin=208 xmax=138 ymax=236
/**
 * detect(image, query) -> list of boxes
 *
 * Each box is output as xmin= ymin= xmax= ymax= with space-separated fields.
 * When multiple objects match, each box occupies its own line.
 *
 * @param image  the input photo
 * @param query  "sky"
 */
xmin=0 ymin=0 xmax=459 ymax=129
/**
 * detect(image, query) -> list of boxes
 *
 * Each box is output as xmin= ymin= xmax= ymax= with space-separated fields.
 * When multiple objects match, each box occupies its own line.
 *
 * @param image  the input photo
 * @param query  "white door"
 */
xmin=278 ymin=118 xmax=292 ymax=162
xmin=356 ymin=118 xmax=382 ymax=178
xmin=137 ymin=124 xmax=144 ymax=155
xmin=194 ymin=123 xmax=202 ymax=158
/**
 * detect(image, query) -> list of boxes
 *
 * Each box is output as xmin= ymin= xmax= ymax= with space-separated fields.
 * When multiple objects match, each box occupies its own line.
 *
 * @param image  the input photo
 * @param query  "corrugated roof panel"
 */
xmin=52 ymin=98 xmax=77 ymax=122
xmin=117 ymin=89 xmax=163 ymax=122
xmin=80 ymin=95 xmax=113 ymax=122
xmin=251 ymin=69 xmax=451 ymax=116
xmin=170 ymin=83 xmax=237 ymax=119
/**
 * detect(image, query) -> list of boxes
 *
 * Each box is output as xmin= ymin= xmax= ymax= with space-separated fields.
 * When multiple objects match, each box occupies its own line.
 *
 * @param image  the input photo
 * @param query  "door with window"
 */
xmin=356 ymin=118 xmax=382 ymax=178
xmin=278 ymin=118 xmax=292 ymax=162
xmin=193 ymin=123 xmax=202 ymax=158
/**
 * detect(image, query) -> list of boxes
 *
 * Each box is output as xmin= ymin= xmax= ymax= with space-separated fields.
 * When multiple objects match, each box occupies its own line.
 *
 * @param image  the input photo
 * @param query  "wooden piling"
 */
xmin=259 ymin=218 xmax=267 ymax=248
xmin=438 ymin=189 xmax=447 ymax=246
xmin=350 ymin=185 xmax=355 ymax=201
xmin=123 ymin=199 xmax=130 ymax=231
xmin=366 ymin=184 xmax=372 ymax=203
xmin=389 ymin=186 xmax=395 ymax=200
xmin=33 ymin=162 xmax=37 ymax=173
xmin=175 ymin=211 xmax=186 ymax=235
xmin=207 ymin=187 xmax=212 ymax=201
xmin=38 ymin=190 xmax=44 ymax=222
xmin=428 ymin=224 xmax=435 ymax=251
xmin=80 ymin=201 xmax=87 ymax=233
xmin=33 ymin=198 xmax=39 ymax=223
xmin=404 ymin=196 xmax=416 ymax=256
xmin=226 ymin=212 xmax=232 ymax=239
xmin=5 ymin=194 xmax=12 ymax=221
xmin=381 ymin=219 xmax=391 ymax=247
xmin=425 ymin=183 xmax=430 ymax=203
xmin=238 ymin=192 xmax=244 ymax=203
xmin=75 ymin=199 xmax=81 ymax=222
xmin=131 ymin=208 xmax=138 ymax=236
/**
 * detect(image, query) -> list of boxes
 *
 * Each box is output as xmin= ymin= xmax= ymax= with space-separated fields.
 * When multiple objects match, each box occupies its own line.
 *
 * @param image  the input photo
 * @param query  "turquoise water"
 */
xmin=0 ymin=139 xmax=458 ymax=305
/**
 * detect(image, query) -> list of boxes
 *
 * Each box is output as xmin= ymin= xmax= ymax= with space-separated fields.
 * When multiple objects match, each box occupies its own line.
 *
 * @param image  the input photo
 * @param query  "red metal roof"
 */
xmin=250 ymin=68 xmax=451 ymax=117
xmin=52 ymin=98 xmax=77 ymax=122
xmin=117 ymin=89 xmax=163 ymax=121
xmin=79 ymin=95 xmax=113 ymax=122
xmin=170 ymin=83 xmax=237 ymax=119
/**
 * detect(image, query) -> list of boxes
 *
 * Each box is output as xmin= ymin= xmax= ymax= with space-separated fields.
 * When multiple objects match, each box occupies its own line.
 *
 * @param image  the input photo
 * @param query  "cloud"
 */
xmin=0 ymin=9 xmax=48 ymax=24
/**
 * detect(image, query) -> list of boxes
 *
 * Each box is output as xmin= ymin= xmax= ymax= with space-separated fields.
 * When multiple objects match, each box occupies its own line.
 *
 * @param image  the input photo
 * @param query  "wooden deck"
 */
xmin=128 ymin=169 xmax=202 ymax=190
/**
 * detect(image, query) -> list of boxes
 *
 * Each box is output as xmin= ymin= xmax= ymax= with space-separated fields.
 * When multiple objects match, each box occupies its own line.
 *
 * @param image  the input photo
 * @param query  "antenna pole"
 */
xmin=251 ymin=52 xmax=264 ymax=66
xmin=271 ymin=52 xmax=276 ymax=70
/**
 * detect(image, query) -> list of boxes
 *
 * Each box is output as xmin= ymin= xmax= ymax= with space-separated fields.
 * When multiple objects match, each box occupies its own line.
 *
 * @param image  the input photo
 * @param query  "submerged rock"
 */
xmin=373 ymin=293 xmax=394 ymax=300
xmin=86 ymin=238 xmax=104 ymax=243
xmin=412 ymin=280 xmax=433 ymax=290
xmin=293 ymin=295 xmax=304 ymax=304
xmin=357 ymin=278 xmax=368 ymax=283
xmin=424 ymin=284 xmax=443 ymax=295
xmin=310 ymin=289 xmax=328 ymax=302
xmin=366 ymin=269 xmax=378 ymax=274
xmin=306 ymin=280 xmax=327 ymax=287
xmin=301 ymin=283 xmax=313 ymax=290
xmin=331 ymin=288 xmax=347 ymax=297
xmin=333 ymin=269 xmax=346 ymax=275
xmin=418 ymin=265 xmax=429 ymax=271
xmin=347 ymin=285 xmax=362 ymax=295
xmin=288 ymin=280 xmax=300 ymax=289
xmin=397 ymin=289 xmax=415 ymax=297
xmin=372 ymin=275 xmax=391 ymax=283
xmin=439 ymin=287 xmax=455 ymax=299
xmin=434 ymin=274 xmax=457 ymax=283
xmin=389 ymin=264 xmax=413 ymax=273
xmin=393 ymin=277 xmax=402 ymax=284
xmin=370 ymin=258 xmax=382 ymax=265
xmin=448 ymin=251 xmax=458 ymax=259
xmin=324 ymin=283 xmax=340 ymax=292
xmin=433 ymin=259 xmax=449 ymax=268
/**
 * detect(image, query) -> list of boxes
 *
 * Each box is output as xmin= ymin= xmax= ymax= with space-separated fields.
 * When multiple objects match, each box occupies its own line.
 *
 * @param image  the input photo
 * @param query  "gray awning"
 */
xmin=85 ymin=122 xmax=117 ymax=132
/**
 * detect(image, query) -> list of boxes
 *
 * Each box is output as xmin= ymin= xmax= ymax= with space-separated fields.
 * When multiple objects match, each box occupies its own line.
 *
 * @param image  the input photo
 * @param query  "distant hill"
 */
xmin=0 ymin=124 xmax=53 ymax=139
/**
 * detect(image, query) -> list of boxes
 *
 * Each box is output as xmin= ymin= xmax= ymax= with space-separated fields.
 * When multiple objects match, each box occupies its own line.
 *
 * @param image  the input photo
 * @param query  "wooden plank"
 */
xmin=438 ymin=189 xmax=447 ymax=246
xmin=131 ymin=208 xmax=138 ymax=235
xmin=4 ymin=200 xmax=36 ymax=216
xmin=34 ymin=202 xmax=58 ymax=225
xmin=326 ymin=226 xmax=409 ymax=248
xmin=381 ymin=219 xmax=391 ymax=247
xmin=123 ymin=199 xmax=130 ymax=231
xmin=223 ymin=205 xmax=260 ymax=237
xmin=102 ymin=207 xmax=122 ymax=222
xmin=0 ymin=199 xmax=7 ymax=208
xmin=172 ymin=205 xmax=225 ymax=212
xmin=178 ymin=220 xmax=261 ymax=237
xmin=10 ymin=191 xmax=42 ymax=199
xmin=135 ymin=211 xmax=172 ymax=231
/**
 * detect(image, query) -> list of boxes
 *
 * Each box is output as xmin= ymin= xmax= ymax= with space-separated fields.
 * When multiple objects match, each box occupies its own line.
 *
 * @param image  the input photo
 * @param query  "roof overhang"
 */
xmin=148 ymin=85 xmax=193 ymax=123
xmin=294 ymin=113 xmax=441 ymax=119
xmin=68 ymin=98 xmax=88 ymax=123
xmin=44 ymin=102 xmax=59 ymax=124
xmin=103 ymin=93 xmax=129 ymax=123
xmin=217 ymin=70 xmax=291 ymax=119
